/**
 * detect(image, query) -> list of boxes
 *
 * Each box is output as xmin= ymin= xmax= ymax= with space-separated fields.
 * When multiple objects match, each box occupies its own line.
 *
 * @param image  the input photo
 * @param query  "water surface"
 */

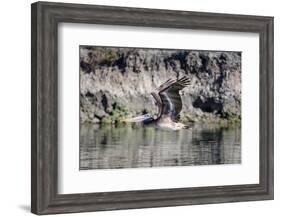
xmin=80 ymin=124 xmax=241 ymax=170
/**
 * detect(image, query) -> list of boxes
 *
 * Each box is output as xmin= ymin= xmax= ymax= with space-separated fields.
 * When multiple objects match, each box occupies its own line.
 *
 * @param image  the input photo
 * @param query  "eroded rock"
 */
xmin=80 ymin=47 xmax=241 ymax=124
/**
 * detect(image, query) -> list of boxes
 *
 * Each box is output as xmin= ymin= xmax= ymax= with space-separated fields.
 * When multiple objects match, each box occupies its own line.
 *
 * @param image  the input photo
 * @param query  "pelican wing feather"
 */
xmin=151 ymin=78 xmax=177 ymax=118
xmin=157 ymin=76 xmax=190 ymax=121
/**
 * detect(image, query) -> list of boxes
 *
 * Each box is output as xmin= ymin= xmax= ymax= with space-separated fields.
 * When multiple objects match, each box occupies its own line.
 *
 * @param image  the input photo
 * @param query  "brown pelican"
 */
xmin=125 ymin=76 xmax=191 ymax=130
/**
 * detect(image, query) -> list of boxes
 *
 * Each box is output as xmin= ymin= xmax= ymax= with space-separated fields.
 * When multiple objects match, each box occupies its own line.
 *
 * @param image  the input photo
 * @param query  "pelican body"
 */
xmin=125 ymin=76 xmax=190 ymax=130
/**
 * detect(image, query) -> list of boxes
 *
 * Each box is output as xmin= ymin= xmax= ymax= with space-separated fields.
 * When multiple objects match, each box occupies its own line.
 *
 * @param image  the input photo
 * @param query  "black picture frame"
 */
xmin=31 ymin=1 xmax=274 ymax=215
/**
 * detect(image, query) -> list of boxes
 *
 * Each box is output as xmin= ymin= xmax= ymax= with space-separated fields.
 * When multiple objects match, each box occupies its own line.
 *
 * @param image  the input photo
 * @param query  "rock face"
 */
xmin=80 ymin=46 xmax=241 ymax=124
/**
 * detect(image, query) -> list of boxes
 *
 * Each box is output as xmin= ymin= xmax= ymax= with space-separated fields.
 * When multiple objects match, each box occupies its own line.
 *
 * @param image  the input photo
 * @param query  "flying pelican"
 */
xmin=125 ymin=76 xmax=191 ymax=130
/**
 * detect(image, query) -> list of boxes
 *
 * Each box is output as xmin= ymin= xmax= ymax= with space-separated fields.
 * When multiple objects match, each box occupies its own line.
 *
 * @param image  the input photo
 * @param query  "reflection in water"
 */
xmin=80 ymin=124 xmax=241 ymax=170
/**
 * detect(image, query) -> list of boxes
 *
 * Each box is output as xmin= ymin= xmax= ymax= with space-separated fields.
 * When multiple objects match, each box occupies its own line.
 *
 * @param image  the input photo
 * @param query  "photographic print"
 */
xmin=79 ymin=46 xmax=241 ymax=170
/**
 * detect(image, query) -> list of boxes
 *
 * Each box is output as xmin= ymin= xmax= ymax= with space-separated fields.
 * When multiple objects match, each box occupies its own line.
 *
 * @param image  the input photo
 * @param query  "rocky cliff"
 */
xmin=80 ymin=46 xmax=241 ymax=125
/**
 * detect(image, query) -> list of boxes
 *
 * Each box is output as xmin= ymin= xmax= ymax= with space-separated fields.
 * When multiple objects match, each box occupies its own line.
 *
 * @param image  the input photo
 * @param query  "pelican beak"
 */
xmin=123 ymin=114 xmax=151 ymax=123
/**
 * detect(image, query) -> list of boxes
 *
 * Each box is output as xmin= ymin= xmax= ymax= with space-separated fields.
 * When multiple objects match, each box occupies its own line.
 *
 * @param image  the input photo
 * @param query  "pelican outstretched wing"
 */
xmin=151 ymin=76 xmax=190 ymax=121
xmin=151 ymin=78 xmax=176 ymax=118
